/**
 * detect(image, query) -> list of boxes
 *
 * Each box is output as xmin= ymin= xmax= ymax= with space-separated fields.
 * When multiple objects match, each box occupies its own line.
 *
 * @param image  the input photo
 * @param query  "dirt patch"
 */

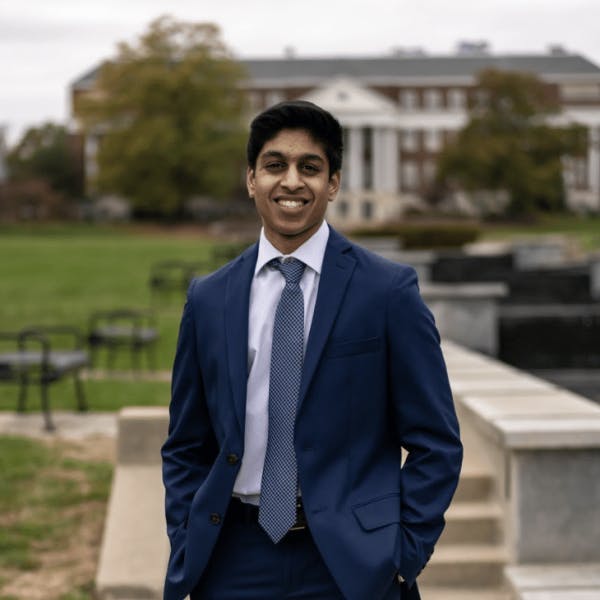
xmin=0 ymin=436 xmax=115 ymax=600
xmin=1 ymin=505 xmax=103 ymax=600
xmin=59 ymin=436 xmax=116 ymax=464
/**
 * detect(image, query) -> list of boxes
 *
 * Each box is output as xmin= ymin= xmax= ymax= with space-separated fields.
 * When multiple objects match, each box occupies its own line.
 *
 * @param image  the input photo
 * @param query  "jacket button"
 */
xmin=209 ymin=512 xmax=221 ymax=525
xmin=226 ymin=453 xmax=240 ymax=465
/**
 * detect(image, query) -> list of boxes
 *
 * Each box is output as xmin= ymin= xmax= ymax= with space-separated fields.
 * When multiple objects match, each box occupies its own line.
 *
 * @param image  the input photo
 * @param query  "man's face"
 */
xmin=247 ymin=128 xmax=340 ymax=254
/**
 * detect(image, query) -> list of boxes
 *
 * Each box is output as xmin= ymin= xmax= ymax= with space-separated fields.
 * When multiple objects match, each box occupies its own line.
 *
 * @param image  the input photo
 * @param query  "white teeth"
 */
xmin=279 ymin=200 xmax=304 ymax=208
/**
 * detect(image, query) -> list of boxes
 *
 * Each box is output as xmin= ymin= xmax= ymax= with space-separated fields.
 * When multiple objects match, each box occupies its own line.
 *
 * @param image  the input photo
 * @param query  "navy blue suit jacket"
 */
xmin=161 ymin=227 xmax=462 ymax=600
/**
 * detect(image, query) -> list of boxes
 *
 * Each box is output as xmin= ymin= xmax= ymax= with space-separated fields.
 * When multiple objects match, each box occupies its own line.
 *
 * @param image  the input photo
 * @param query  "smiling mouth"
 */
xmin=275 ymin=198 xmax=309 ymax=208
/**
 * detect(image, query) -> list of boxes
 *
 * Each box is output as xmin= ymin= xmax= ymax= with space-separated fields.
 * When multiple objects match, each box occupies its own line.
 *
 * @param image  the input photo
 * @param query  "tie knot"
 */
xmin=271 ymin=257 xmax=305 ymax=285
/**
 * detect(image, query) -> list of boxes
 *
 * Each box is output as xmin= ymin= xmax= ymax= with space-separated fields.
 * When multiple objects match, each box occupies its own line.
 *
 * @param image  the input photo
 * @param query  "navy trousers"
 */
xmin=190 ymin=500 xmax=405 ymax=599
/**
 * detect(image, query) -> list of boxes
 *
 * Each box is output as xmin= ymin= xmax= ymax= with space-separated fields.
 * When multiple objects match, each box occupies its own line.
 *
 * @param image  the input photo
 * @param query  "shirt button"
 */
xmin=226 ymin=453 xmax=240 ymax=465
xmin=209 ymin=513 xmax=221 ymax=525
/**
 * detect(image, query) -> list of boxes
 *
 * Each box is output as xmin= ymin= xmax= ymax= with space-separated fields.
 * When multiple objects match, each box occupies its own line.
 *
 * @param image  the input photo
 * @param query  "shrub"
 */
xmin=396 ymin=222 xmax=481 ymax=249
xmin=350 ymin=221 xmax=481 ymax=249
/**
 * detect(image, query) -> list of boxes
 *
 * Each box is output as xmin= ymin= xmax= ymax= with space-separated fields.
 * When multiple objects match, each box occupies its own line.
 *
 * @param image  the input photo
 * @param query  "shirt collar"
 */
xmin=254 ymin=220 xmax=330 ymax=276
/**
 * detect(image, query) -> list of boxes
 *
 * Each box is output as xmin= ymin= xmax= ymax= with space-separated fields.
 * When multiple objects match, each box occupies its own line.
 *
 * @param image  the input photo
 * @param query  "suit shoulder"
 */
xmin=189 ymin=242 xmax=257 ymax=297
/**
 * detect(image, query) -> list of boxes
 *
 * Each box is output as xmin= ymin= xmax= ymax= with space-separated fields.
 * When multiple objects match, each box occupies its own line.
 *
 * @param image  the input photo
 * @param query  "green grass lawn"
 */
xmin=0 ymin=436 xmax=112 ymax=570
xmin=0 ymin=224 xmax=216 ymax=370
xmin=0 ymin=223 xmax=252 ymax=414
xmin=0 ymin=378 xmax=171 ymax=412
xmin=0 ymin=436 xmax=113 ymax=599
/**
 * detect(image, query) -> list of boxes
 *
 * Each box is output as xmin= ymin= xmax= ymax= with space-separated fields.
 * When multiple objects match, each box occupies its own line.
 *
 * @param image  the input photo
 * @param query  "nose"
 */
xmin=281 ymin=165 xmax=304 ymax=191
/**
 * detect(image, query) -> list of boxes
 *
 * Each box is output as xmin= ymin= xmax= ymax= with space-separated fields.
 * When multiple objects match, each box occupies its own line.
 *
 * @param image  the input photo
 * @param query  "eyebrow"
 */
xmin=260 ymin=150 xmax=325 ymax=163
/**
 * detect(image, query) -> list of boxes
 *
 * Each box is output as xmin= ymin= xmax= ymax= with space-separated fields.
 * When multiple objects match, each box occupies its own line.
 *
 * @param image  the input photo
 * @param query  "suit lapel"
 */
xmin=224 ymin=243 xmax=258 ymax=435
xmin=298 ymin=228 xmax=356 ymax=408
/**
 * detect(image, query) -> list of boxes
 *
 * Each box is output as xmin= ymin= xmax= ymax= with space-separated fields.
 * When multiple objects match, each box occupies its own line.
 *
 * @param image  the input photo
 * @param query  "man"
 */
xmin=161 ymin=100 xmax=462 ymax=600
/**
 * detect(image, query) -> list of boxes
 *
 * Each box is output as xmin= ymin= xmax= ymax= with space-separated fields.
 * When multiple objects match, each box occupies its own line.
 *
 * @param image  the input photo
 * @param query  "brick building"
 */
xmin=71 ymin=49 xmax=600 ymax=225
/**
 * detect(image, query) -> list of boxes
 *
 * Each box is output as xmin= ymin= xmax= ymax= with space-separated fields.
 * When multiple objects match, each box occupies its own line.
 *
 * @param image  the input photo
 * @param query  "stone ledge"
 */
xmin=117 ymin=407 xmax=169 ymax=465
xmin=96 ymin=464 xmax=167 ymax=600
xmin=447 ymin=335 xmax=600 ymax=449
xmin=459 ymin=391 xmax=600 ymax=449
xmin=422 ymin=282 xmax=508 ymax=299
xmin=506 ymin=563 xmax=600 ymax=600
xmin=494 ymin=417 xmax=600 ymax=449
xmin=451 ymin=377 xmax=556 ymax=397
xmin=462 ymin=391 xmax=598 ymax=419
xmin=519 ymin=592 xmax=600 ymax=600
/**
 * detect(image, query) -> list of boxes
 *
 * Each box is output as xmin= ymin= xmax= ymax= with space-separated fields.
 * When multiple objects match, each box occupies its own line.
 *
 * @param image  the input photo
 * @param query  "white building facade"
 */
xmin=71 ymin=51 xmax=600 ymax=225
xmin=239 ymin=53 xmax=600 ymax=226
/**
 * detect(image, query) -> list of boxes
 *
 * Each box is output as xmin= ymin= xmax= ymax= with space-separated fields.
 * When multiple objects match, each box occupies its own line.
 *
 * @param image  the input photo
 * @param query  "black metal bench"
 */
xmin=0 ymin=327 xmax=89 ymax=431
xmin=88 ymin=308 xmax=159 ymax=371
xmin=149 ymin=260 xmax=209 ymax=304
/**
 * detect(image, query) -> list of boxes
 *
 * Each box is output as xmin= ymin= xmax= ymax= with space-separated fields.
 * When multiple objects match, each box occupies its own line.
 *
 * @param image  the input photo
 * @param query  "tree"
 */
xmin=7 ymin=122 xmax=84 ymax=200
xmin=435 ymin=69 xmax=587 ymax=216
xmin=76 ymin=15 xmax=248 ymax=219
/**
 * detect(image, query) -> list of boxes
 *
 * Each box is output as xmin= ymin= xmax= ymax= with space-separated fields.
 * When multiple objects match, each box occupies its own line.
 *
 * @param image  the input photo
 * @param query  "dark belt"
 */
xmin=229 ymin=497 xmax=307 ymax=532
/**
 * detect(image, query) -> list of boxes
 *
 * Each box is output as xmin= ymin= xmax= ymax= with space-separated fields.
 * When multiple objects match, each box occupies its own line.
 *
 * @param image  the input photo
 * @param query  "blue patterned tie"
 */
xmin=259 ymin=257 xmax=306 ymax=543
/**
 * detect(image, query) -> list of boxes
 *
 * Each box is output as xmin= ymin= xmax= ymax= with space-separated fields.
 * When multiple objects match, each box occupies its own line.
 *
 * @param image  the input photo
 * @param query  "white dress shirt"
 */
xmin=232 ymin=220 xmax=330 ymax=504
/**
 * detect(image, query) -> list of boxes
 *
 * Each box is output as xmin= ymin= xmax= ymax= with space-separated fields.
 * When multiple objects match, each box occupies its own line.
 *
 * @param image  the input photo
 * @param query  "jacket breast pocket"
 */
xmin=352 ymin=493 xmax=402 ymax=531
xmin=326 ymin=336 xmax=381 ymax=359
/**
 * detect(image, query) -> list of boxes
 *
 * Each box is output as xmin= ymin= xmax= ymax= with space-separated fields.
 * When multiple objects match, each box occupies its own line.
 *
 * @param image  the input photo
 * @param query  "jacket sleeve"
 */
xmin=161 ymin=279 xmax=218 ymax=541
xmin=387 ymin=270 xmax=463 ymax=586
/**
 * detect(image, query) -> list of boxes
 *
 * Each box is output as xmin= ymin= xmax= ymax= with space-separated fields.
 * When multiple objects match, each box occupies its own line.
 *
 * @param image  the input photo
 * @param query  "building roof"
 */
xmin=243 ymin=53 xmax=600 ymax=84
xmin=71 ymin=52 xmax=600 ymax=91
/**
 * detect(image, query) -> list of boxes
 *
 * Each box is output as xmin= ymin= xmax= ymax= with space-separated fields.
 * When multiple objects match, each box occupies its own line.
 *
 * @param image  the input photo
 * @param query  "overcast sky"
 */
xmin=2 ymin=0 xmax=600 ymax=146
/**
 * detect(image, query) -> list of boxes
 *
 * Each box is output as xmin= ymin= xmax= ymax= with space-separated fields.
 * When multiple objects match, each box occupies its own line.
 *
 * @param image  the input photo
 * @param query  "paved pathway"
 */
xmin=0 ymin=411 xmax=118 ymax=440
xmin=83 ymin=369 xmax=172 ymax=382
xmin=0 ymin=369 xmax=171 ymax=440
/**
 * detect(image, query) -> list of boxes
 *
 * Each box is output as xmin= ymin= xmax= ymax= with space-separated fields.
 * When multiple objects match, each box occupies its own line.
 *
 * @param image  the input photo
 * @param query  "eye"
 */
xmin=301 ymin=163 xmax=321 ymax=174
xmin=265 ymin=161 xmax=285 ymax=171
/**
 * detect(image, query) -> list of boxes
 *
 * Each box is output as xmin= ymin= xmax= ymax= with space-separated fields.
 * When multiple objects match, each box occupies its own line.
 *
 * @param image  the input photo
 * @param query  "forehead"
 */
xmin=259 ymin=129 xmax=326 ymax=160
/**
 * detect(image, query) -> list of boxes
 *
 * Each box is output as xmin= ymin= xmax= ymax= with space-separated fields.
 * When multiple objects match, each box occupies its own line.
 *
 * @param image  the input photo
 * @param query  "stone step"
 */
xmin=453 ymin=469 xmax=494 ymax=502
xmin=440 ymin=501 xmax=503 ymax=545
xmin=419 ymin=586 xmax=511 ymax=600
xmin=95 ymin=464 xmax=168 ymax=599
xmin=420 ymin=544 xmax=508 ymax=587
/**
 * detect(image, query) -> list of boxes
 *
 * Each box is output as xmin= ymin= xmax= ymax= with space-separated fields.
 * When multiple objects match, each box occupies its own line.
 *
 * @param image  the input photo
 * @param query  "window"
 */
xmin=247 ymin=91 xmax=262 ymax=111
xmin=401 ymin=162 xmax=419 ymax=191
xmin=337 ymin=200 xmax=350 ymax=218
xmin=401 ymin=129 xmax=419 ymax=152
xmin=448 ymin=89 xmax=466 ymax=110
xmin=265 ymin=91 xmax=284 ymax=107
xmin=400 ymin=90 xmax=418 ymax=111
xmin=423 ymin=160 xmax=437 ymax=184
xmin=424 ymin=89 xmax=442 ymax=110
xmin=361 ymin=200 xmax=374 ymax=220
xmin=561 ymin=84 xmax=600 ymax=101
xmin=424 ymin=130 xmax=442 ymax=152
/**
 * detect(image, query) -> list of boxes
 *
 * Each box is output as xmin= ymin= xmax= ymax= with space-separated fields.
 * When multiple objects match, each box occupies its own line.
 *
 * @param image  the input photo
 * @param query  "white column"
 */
xmin=372 ymin=128 xmax=385 ymax=192
xmin=588 ymin=126 xmax=600 ymax=205
xmin=396 ymin=129 xmax=403 ymax=192
xmin=347 ymin=127 xmax=364 ymax=192
xmin=383 ymin=128 xmax=398 ymax=193
xmin=371 ymin=128 xmax=398 ymax=193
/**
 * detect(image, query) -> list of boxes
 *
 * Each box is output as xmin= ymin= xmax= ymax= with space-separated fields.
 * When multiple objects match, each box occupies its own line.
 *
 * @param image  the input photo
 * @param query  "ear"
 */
xmin=246 ymin=166 xmax=256 ymax=198
xmin=328 ymin=171 xmax=341 ymax=202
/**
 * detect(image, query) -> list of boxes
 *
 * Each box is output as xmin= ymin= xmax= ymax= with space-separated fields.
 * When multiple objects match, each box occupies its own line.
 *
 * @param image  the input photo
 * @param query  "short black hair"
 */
xmin=246 ymin=100 xmax=343 ymax=175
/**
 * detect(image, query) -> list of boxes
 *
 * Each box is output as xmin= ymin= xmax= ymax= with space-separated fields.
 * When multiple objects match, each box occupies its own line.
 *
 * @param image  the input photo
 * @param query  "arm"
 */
xmin=387 ymin=271 xmax=463 ymax=586
xmin=161 ymin=280 xmax=218 ymax=540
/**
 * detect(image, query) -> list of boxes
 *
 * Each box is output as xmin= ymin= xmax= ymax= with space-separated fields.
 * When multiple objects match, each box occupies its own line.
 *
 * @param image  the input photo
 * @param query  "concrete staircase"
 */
xmin=419 ymin=465 xmax=511 ymax=599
